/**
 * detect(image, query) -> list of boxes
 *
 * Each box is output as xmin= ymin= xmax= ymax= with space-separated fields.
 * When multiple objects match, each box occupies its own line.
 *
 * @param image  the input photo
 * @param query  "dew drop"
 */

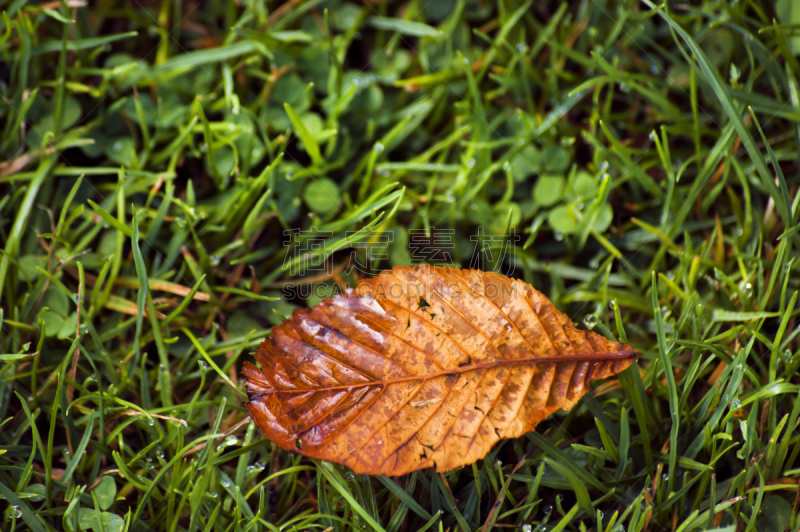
xmin=730 ymin=64 xmax=740 ymax=82
xmin=254 ymin=461 xmax=266 ymax=471
xmin=731 ymin=399 xmax=742 ymax=409
xmin=210 ymin=255 xmax=221 ymax=266
xmin=209 ymin=491 xmax=218 ymax=498
xmin=345 ymin=471 xmax=355 ymax=480
xmin=583 ymin=314 xmax=597 ymax=329
xmin=198 ymin=360 xmax=208 ymax=371
xmin=246 ymin=465 xmax=255 ymax=474
xmin=147 ymin=417 xmax=155 ymax=427
xmin=11 ymin=506 xmax=22 ymax=519
xmin=466 ymin=158 xmax=476 ymax=168
xmin=543 ymin=504 xmax=553 ymax=514
xmin=156 ymin=450 xmax=165 ymax=460
xmin=516 ymin=43 xmax=529 ymax=54
xmin=224 ymin=435 xmax=239 ymax=447
xmin=502 ymin=161 xmax=511 ymax=171
xmin=221 ymin=478 xmax=231 ymax=487
xmin=649 ymin=131 xmax=658 ymax=142
xmin=553 ymin=231 xmax=564 ymax=241
xmin=373 ymin=142 xmax=384 ymax=154
xmin=598 ymin=160 xmax=609 ymax=172
xmin=560 ymin=136 xmax=575 ymax=147
xmin=216 ymin=444 xmax=225 ymax=452
xmin=522 ymin=525 xmax=532 ymax=532
xmin=598 ymin=510 xmax=604 ymax=519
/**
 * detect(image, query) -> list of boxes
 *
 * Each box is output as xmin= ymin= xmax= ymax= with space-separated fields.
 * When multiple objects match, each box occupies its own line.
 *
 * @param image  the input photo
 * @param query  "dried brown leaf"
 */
xmin=243 ymin=265 xmax=638 ymax=476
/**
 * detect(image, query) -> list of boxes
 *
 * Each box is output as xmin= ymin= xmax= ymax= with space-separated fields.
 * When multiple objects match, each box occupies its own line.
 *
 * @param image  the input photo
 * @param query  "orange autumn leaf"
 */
xmin=243 ymin=265 xmax=638 ymax=476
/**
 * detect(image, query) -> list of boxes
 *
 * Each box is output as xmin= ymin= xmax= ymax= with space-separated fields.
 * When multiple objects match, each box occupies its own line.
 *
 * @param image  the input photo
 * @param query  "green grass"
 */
xmin=1 ymin=0 xmax=800 ymax=531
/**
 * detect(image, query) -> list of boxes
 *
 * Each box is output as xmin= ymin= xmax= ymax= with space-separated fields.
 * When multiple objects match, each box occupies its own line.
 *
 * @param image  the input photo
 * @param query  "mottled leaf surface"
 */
xmin=244 ymin=265 xmax=638 ymax=476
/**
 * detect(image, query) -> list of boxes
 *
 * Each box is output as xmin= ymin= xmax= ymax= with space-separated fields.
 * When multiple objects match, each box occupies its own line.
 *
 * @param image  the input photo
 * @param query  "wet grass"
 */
xmin=1 ymin=1 xmax=799 ymax=531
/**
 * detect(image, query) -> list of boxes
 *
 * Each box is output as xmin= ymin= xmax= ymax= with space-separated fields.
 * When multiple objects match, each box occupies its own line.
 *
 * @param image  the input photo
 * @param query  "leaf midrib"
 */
xmin=265 ymin=349 xmax=638 ymax=394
